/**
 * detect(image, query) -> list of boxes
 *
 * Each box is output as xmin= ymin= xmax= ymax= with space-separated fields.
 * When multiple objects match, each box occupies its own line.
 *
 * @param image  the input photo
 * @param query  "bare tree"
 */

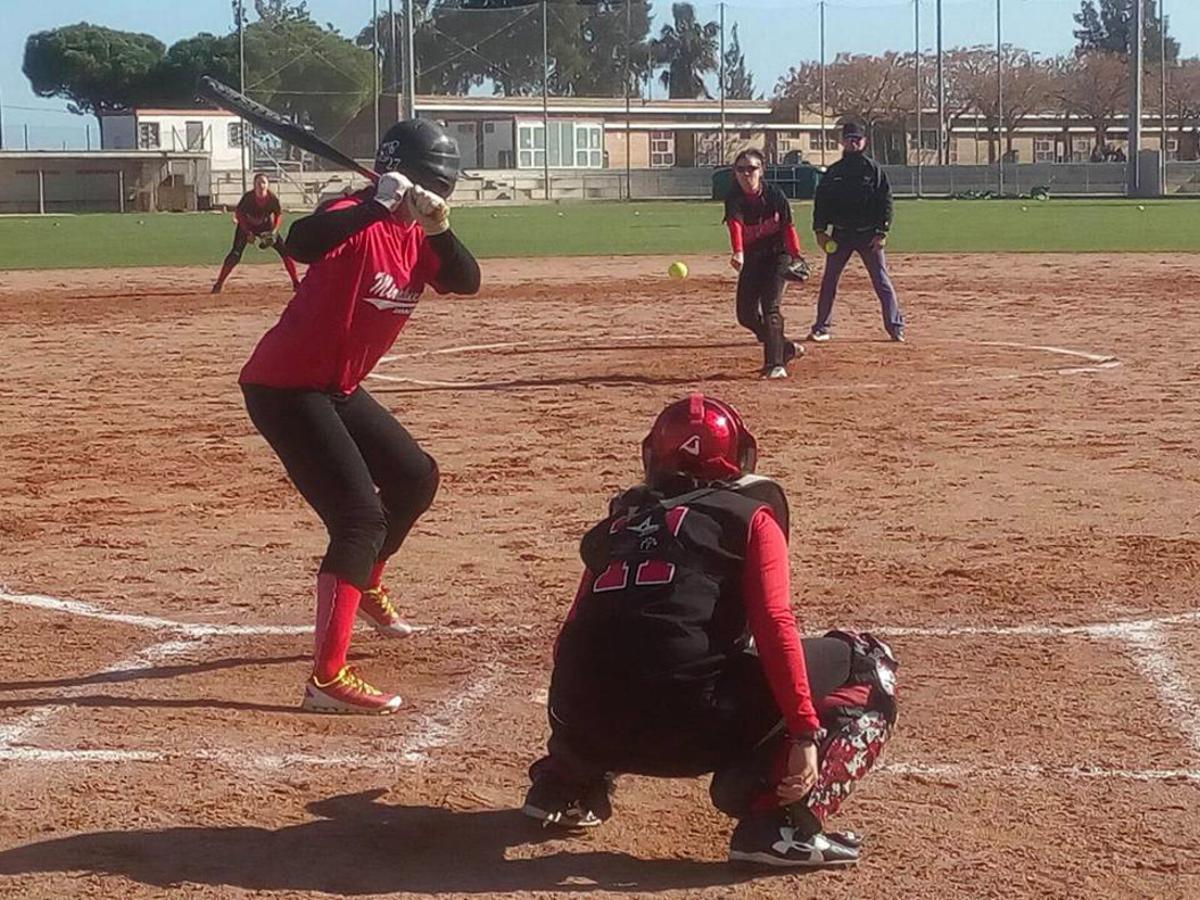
xmin=775 ymin=51 xmax=910 ymax=148
xmin=1050 ymin=50 xmax=1129 ymax=154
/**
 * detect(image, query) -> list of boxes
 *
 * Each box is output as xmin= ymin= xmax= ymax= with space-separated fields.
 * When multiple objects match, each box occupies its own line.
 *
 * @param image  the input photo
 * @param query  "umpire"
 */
xmin=809 ymin=121 xmax=905 ymax=342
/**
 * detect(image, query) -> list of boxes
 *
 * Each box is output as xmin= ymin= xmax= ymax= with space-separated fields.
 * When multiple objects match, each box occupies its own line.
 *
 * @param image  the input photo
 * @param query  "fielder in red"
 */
xmin=212 ymin=173 xmax=302 ymax=294
xmin=239 ymin=120 xmax=479 ymax=714
xmin=522 ymin=394 xmax=898 ymax=867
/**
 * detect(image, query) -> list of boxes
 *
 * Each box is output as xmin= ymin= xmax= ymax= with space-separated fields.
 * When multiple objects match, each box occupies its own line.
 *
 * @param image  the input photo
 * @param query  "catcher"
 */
xmin=723 ymin=149 xmax=810 ymax=380
xmin=523 ymin=394 xmax=898 ymax=868
xmin=212 ymin=172 xmax=301 ymax=294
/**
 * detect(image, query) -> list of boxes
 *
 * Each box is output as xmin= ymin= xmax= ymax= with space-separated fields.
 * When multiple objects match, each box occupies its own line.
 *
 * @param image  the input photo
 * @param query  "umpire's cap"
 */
xmin=375 ymin=118 xmax=460 ymax=198
xmin=840 ymin=120 xmax=867 ymax=140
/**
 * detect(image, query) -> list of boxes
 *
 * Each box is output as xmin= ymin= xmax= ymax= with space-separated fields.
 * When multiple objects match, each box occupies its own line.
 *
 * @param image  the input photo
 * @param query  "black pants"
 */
xmin=542 ymin=637 xmax=853 ymax=781
xmin=227 ymin=227 xmax=286 ymax=265
xmin=735 ymin=252 xmax=789 ymax=369
xmin=242 ymin=384 xmax=440 ymax=588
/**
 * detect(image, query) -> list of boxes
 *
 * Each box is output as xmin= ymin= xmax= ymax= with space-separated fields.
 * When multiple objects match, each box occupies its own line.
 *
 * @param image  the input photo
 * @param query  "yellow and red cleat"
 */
xmin=301 ymin=666 xmax=401 ymax=715
xmin=358 ymin=584 xmax=414 ymax=637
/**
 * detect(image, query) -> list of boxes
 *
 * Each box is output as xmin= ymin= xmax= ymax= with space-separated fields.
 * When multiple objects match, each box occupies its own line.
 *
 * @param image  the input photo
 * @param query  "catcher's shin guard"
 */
xmin=802 ymin=709 xmax=892 ymax=826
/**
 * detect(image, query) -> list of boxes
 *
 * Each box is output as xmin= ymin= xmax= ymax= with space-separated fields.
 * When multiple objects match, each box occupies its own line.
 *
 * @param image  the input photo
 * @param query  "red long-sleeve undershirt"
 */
xmin=556 ymin=506 xmax=820 ymax=739
xmin=726 ymin=219 xmax=802 ymax=258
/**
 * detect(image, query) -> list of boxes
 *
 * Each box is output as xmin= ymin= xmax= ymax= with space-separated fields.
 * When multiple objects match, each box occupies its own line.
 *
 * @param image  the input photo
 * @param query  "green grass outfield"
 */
xmin=1 ymin=198 xmax=1197 ymax=270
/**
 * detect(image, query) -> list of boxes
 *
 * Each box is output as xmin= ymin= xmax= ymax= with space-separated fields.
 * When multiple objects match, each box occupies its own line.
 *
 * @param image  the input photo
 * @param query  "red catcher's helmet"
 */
xmin=642 ymin=393 xmax=758 ymax=484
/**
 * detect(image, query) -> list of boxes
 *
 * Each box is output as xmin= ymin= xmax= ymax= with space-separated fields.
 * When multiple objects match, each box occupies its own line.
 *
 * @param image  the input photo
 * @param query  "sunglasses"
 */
xmin=735 ymin=165 xmax=762 ymax=174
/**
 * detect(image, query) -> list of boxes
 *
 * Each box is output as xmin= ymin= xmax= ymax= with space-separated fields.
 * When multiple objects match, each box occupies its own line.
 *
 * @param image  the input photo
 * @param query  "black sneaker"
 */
xmin=888 ymin=326 xmax=905 ymax=343
xmin=729 ymin=816 xmax=860 ymax=868
xmin=521 ymin=772 xmax=613 ymax=830
xmin=783 ymin=340 xmax=802 ymax=364
xmin=809 ymin=328 xmax=831 ymax=343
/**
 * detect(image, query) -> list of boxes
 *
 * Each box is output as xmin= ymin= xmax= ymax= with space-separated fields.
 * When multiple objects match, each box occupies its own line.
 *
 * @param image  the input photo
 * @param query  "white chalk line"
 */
xmin=397 ymin=666 xmax=507 ymax=765
xmin=371 ymin=335 xmax=1121 ymax=391
xmin=0 ymin=590 xmax=533 ymax=639
xmin=0 ymin=638 xmax=202 ymax=750
xmin=4 ymin=587 xmax=1196 ymax=642
xmin=1119 ymin=627 xmax=1200 ymax=755
xmin=881 ymin=761 xmax=1200 ymax=785
xmin=0 ymin=745 xmax=1194 ymax=785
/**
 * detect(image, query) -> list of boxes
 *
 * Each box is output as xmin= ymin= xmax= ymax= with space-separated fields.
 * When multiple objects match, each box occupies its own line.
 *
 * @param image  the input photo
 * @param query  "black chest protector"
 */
xmin=551 ymin=477 xmax=789 ymax=717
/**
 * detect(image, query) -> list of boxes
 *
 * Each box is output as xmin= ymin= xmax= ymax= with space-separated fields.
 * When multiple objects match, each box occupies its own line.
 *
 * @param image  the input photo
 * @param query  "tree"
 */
xmin=775 ymin=52 xmax=910 ymax=144
xmin=1051 ymin=50 xmax=1129 ymax=152
xmin=243 ymin=15 xmax=374 ymax=138
xmin=23 ymin=23 xmax=165 ymax=129
xmin=144 ymin=33 xmax=241 ymax=106
xmin=1073 ymin=0 xmax=1178 ymax=64
xmin=723 ymin=23 xmax=756 ymax=100
xmin=357 ymin=1 xmax=651 ymax=98
xmin=650 ymin=3 xmax=719 ymax=99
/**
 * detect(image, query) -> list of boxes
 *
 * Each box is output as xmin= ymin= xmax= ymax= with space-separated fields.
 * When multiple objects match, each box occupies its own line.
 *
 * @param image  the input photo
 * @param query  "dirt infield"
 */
xmin=1 ymin=252 xmax=1198 ymax=899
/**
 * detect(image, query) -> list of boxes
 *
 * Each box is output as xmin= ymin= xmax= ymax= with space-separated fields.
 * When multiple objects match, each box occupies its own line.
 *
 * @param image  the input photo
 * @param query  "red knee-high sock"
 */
xmin=313 ymin=573 xmax=362 ymax=682
xmin=281 ymin=253 xmax=300 ymax=287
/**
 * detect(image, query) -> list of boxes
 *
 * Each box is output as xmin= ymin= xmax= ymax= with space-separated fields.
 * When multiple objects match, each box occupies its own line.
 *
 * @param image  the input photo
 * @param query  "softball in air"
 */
xmin=824 ymin=240 xmax=839 ymax=255
xmin=668 ymin=261 xmax=688 ymax=280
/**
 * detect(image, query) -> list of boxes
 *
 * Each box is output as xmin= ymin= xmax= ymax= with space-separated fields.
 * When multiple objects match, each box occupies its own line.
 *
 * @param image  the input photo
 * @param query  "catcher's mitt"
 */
xmin=780 ymin=255 xmax=811 ymax=283
xmin=257 ymin=233 xmax=276 ymax=250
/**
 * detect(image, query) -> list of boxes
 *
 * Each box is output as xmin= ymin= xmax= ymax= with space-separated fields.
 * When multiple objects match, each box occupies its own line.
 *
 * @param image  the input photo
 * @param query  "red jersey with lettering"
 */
xmin=235 ymin=190 xmax=282 ymax=234
xmin=239 ymin=197 xmax=444 ymax=393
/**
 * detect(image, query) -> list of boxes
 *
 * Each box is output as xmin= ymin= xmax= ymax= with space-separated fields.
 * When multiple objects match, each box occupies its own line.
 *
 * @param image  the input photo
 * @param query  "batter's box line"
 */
xmin=0 ymin=745 xmax=1195 ymax=785
xmin=2 ymin=587 xmax=1197 ymax=641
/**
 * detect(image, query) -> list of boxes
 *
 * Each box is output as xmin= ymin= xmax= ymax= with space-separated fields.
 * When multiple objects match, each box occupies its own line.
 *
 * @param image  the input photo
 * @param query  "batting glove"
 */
xmin=373 ymin=171 xmax=413 ymax=213
xmin=405 ymin=185 xmax=450 ymax=236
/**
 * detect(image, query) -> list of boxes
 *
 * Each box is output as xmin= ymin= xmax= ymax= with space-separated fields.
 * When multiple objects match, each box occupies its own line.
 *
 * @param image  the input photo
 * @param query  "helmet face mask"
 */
xmin=375 ymin=119 xmax=460 ymax=198
xmin=642 ymin=393 xmax=758 ymax=486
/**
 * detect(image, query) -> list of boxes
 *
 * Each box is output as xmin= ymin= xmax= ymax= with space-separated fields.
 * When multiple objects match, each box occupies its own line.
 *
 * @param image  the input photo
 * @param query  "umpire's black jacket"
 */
xmin=812 ymin=153 xmax=893 ymax=236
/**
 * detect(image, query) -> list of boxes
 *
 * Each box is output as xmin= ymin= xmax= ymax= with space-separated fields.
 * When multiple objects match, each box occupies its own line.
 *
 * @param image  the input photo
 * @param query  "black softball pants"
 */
xmin=241 ymin=384 xmax=440 ymax=589
xmin=735 ymin=252 xmax=789 ymax=369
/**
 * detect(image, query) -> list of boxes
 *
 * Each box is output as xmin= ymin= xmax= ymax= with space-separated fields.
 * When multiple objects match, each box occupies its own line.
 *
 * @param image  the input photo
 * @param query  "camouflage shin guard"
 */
xmin=806 ymin=710 xmax=892 ymax=825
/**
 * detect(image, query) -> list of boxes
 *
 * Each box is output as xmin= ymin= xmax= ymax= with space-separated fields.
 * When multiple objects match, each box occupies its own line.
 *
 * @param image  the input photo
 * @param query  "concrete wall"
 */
xmin=0 ymin=153 xmax=211 ymax=213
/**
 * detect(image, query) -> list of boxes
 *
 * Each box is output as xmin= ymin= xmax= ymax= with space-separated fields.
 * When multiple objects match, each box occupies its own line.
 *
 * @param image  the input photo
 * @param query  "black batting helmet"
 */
xmin=374 ymin=119 xmax=460 ymax=198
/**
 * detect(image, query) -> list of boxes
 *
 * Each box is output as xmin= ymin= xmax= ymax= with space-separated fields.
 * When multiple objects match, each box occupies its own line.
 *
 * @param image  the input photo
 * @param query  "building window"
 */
xmin=185 ymin=121 xmax=205 ymax=151
xmin=516 ymin=120 xmax=603 ymax=168
xmin=919 ymin=130 xmax=938 ymax=151
xmin=1166 ymin=136 xmax=1179 ymax=160
xmin=650 ymin=131 xmax=675 ymax=168
xmin=228 ymin=122 xmax=244 ymax=148
xmin=1034 ymin=137 xmax=1054 ymax=162
xmin=138 ymin=122 xmax=160 ymax=150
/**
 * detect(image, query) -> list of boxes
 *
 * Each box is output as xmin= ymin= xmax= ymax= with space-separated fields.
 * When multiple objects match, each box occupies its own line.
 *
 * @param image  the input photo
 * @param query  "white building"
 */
xmin=101 ymin=108 xmax=245 ymax=175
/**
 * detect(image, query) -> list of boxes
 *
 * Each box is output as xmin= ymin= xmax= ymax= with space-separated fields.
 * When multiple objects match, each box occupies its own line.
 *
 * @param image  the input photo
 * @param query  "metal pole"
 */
xmin=1129 ymin=0 xmax=1144 ymax=195
xmin=86 ymin=124 xmax=92 ymax=152
xmin=996 ymin=0 xmax=1003 ymax=195
xmin=719 ymin=2 xmax=726 ymax=165
xmin=0 ymin=82 xmax=5 ymax=150
xmin=936 ymin=0 xmax=944 ymax=165
xmin=389 ymin=0 xmax=400 ymax=119
xmin=25 ymin=123 xmax=29 ymax=151
xmin=624 ymin=0 xmax=632 ymax=200
xmin=542 ymin=0 xmax=551 ymax=201
xmin=373 ymin=0 xmax=381 ymax=148
xmin=238 ymin=0 xmax=247 ymax=194
xmin=118 ymin=170 xmax=125 ymax=213
xmin=1160 ymin=0 xmax=1168 ymax=188
xmin=38 ymin=169 xmax=45 ymax=215
xmin=404 ymin=0 xmax=416 ymax=118
xmin=819 ymin=0 xmax=827 ymax=166
xmin=915 ymin=0 xmax=922 ymax=196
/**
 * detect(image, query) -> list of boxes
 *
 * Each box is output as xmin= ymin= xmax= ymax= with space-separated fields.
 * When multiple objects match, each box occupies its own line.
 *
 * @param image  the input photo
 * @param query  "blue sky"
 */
xmin=3 ymin=0 xmax=1198 ymax=148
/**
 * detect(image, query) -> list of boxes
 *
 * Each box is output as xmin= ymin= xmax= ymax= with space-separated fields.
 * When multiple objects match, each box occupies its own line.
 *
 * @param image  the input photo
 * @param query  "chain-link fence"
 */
xmin=5 ymin=0 xmax=1200 ymax=204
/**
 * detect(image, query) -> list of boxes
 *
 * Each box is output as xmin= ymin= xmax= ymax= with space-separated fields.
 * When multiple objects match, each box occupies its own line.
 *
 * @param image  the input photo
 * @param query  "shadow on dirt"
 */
xmin=0 ymin=788 xmax=785 ymax=894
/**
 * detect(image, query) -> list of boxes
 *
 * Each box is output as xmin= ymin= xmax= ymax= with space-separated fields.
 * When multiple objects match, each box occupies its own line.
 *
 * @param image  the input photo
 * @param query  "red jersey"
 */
xmin=239 ymin=197 xmax=444 ymax=393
